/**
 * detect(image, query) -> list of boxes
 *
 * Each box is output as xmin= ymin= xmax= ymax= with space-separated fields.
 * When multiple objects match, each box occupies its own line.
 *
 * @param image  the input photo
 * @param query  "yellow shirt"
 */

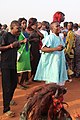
xmin=65 ymin=30 xmax=75 ymax=58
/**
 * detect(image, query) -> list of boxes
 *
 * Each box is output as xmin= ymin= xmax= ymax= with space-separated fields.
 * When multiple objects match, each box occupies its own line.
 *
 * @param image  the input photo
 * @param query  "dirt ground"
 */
xmin=0 ymin=75 xmax=80 ymax=120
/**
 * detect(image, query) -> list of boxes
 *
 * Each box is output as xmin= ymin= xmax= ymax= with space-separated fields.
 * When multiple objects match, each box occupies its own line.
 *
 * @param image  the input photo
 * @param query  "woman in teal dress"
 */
xmin=34 ymin=22 xmax=68 ymax=86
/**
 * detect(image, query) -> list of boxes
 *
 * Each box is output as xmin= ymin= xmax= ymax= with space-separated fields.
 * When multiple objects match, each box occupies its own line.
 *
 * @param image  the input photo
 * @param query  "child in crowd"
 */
xmin=34 ymin=21 xmax=68 ymax=86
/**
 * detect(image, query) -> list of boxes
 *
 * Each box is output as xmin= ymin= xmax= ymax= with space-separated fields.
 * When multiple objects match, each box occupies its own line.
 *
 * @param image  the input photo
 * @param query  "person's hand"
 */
xmin=12 ymin=41 xmax=21 ymax=48
xmin=57 ymin=45 xmax=64 ymax=51
xmin=23 ymin=38 xmax=27 ymax=43
xmin=31 ymin=25 xmax=37 ymax=31
xmin=10 ymin=43 xmax=13 ymax=48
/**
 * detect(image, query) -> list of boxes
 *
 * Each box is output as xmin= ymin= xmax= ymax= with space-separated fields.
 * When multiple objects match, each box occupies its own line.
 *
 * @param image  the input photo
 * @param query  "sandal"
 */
xmin=25 ymin=81 xmax=34 ymax=85
xmin=18 ymin=84 xmax=28 ymax=90
xmin=66 ymin=79 xmax=72 ymax=83
xmin=10 ymin=100 xmax=17 ymax=106
xmin=5 ymin=110 xmax=15 ymax=117
xmin=19 ymin=86 xmax=28 ymax=90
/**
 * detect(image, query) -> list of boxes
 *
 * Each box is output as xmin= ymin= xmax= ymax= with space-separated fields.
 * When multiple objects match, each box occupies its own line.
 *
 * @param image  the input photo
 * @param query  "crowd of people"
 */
xmin=0 ymin=11 xmax=80 ymax=118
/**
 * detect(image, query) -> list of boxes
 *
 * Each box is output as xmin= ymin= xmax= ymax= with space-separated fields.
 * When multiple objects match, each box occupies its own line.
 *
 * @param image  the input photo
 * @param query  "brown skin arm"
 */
xmin=11 ymin=38 xmax=27 ymax=49
xmin=41 ymin=45 xmax=64 ymax=53
xmin=36 ymin=29 xmax=44 ymax=39
xmin=0 ymin=38 xmax=27 ymax=51
xmin=31 ymin=25 xmax=44 ymax=39
xmin=0 ymin=44 xmax=13 ymax=51
xmin=19 ymin=38 xmax=27 ymax=44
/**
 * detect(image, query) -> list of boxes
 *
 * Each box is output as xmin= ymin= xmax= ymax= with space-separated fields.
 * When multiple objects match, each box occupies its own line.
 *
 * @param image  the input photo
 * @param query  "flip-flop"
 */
xmin=10 ymin=100 xmax=17 ymax=106
xmin=18 ymin=85 xmax=28 ymax=90
xmin=19 ymin=86 xmax=28 ymax=90
xmin=5 ymin=110 xmax=15 ymax=117
xmin=25 ymin=81 xmax=34 ymax=85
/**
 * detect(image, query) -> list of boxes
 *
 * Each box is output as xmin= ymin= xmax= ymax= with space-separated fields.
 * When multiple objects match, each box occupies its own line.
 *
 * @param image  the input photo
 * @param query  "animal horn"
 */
xmin=54 ymin=89 xmax=58 ymax=98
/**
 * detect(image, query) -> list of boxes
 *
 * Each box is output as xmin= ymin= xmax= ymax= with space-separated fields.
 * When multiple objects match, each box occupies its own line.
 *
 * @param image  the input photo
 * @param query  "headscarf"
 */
xmin=53 ymin=11 xmax=65 ymax=23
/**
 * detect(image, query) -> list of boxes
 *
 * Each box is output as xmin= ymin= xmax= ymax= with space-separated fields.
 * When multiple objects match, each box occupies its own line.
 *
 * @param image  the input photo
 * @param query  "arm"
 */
xmin=11 ymin=38 xmax=27 ymax=49
xmin=31 ymin=26 xmax=44 ymax=39
xmin=41 ymin=45 xmax=64 ymax=53
xmin=0 ymin=32 xmax=13 ymax=51
xmin=36 ymin=29 xmax=44 ymax=39
xmin=19 ymin=38 xmax=27 ymax=44
xmin=0 ymin=40 xmax=25 ymax=51
xmin=0 ymin=44 xmax=13 ymax=51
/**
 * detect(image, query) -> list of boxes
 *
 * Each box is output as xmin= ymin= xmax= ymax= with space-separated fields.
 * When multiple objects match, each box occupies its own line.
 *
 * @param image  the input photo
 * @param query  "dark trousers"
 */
xmin=30 ymin=52 xmax=41 ymax=76
xmin=19 ymin=72 xmax=28 ymax=84
xmin=1 ymin=68 xmax=18 ymax=113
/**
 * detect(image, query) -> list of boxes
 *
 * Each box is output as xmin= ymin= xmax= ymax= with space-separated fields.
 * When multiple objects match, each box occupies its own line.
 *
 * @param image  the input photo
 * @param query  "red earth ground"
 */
xmin=0 ymin=74 xmax=80 ymax=120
